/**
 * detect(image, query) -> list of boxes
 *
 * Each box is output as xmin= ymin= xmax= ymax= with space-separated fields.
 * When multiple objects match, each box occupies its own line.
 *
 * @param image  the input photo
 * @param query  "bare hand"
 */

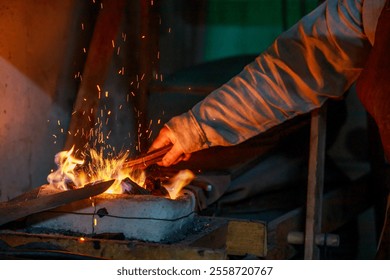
xmin=149 ymin=126 xmax=191 ymax=166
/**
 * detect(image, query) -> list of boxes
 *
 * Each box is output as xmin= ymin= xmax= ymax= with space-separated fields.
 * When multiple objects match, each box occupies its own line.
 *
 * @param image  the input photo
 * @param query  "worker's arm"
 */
xmin=152 ymin=0 xmax=371 ymax=166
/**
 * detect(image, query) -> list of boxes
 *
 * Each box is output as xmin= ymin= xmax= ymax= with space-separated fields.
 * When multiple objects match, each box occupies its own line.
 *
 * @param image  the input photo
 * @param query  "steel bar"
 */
xmin=121 ymin=144 xmax=173 ymax=170
xmin=0 ymin=180 xmax=115 ymax=226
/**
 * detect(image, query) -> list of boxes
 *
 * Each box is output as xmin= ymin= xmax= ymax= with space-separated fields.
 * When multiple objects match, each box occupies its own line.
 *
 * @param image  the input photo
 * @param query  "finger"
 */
xmin=166 ymin=153 xmax=191 ymax=166
xmin=182 ymin=153 xmax=191 ymax=162
xmin=161 ymin=143 xmax=184 ymax=166
xmin=161 ymin=151 xmax=181 ymax=166
xmin=171 ymin=153 xmax=191 ymax=165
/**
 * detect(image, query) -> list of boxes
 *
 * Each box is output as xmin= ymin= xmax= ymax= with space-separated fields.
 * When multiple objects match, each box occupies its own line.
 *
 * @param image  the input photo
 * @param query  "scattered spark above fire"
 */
xmin=44 ymin=7 xmax=193 ymax=199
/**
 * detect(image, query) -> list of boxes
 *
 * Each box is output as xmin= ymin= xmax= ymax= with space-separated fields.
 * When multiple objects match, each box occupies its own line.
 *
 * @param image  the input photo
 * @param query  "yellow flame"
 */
xmin=47 ymin=146 xmax=194 ymax=199
xmin=47 ymin=146 xmax=84 ymax=191
xmin=47 ymin=146 xmax=143 ymax=194
xmin=163 ymin=170 xmax=195 ymax=199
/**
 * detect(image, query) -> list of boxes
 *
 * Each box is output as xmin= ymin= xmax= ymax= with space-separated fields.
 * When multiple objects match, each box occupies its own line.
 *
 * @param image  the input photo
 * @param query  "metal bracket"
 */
xmin=287 ymin=231 xmax=339 ymax=247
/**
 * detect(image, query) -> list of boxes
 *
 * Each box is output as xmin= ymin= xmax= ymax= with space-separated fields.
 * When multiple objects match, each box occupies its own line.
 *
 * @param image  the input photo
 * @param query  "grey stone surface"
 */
xmin=27 ymin=186 xmax=196 ymax=242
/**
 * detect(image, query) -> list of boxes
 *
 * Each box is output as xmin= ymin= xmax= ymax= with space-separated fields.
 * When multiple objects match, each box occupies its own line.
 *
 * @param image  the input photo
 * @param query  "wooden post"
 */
xmin=304 ymin=105 xmax=327 ymax=259
xmin=135 ymin=0 xmax=160 ymax=153
xmin=64 ymin=0 xmax=126 ymax=154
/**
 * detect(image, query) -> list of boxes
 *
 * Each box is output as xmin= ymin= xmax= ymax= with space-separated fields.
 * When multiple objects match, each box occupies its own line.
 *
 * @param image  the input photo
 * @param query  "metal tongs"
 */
xmin=121 ymin=144 xmax=173 ymax=170
xmin=0 ymin=179 xmax=115 ymax=226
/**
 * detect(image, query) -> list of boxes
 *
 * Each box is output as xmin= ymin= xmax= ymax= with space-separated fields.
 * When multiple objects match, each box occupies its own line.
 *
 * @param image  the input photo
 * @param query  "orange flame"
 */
xmin=163 ymin=170 xmax=195 ymax=199
xmin=47 ymin=146 xmax=84 ymax=191
xmin=47 ymin=146 xmax=193 ymax=198
xmin=47 ymin=146 xmax=144 ymax=194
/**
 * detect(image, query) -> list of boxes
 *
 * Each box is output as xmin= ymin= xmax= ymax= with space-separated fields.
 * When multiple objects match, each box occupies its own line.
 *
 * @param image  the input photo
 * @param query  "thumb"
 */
xmin=149 ymin=126 xmax=173 ymax=152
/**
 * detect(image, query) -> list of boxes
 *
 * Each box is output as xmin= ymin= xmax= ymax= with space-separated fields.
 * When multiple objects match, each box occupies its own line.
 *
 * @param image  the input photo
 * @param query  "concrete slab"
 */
xmin=26 ymin=185 xmax=196 ymax=243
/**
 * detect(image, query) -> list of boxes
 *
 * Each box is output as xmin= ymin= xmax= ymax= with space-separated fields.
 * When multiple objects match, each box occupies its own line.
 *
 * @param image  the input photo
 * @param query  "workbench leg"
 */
xmin=304 ymin=105 xmax=327 ymax=260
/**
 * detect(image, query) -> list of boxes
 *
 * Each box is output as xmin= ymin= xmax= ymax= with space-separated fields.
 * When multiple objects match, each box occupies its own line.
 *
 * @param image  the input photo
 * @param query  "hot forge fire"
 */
xmin=47 ymin=146 xmax=194 ymax=200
